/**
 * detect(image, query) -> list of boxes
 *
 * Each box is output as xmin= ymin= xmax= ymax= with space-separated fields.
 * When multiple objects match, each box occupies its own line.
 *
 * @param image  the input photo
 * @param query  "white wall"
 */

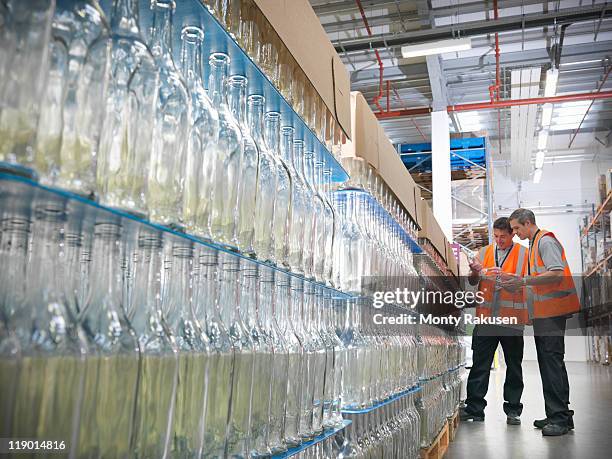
xmin=490 ymin=151 xmax=612 ymax=362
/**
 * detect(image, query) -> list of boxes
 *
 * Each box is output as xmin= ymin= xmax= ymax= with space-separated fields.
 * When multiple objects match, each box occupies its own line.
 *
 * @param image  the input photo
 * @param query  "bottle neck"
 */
xmin=227 ymin=81 xmax=247 ymax=125
xmin=27 ymin=215 xmax=65 ymax=298
xmin=238 ymin=268 xmax=258 ymax=325
xmin=180 ymin=33 xmax=204 ymax=88
xmin=259 ymin=277 xmax=274 ymax=329
xmin=304 ymin=151 xmax=315 ymax=188
xmin=280 ymin=128 xmax=294 ymax=165
xmin=129 ymin=236 xmax=163 ymax=333
xmin=0 ymin=218 xmax=30 ymax=321
xmin=209 ymin=58 xmax=228 ymax=106
xmin=164 ymin=247 xmax=193 ymax=329
xmin=264 ymin=115 xmax=280 ymax=154
xmin=197 ymin=252 xmax=218 ymax=321
xmin=150 ymin=1 xmax=175 ymax=61
xmin=247 ymin=98 xmax=265 ymax=143
xmin=111 ymin=0 xmax=141 ymax=36
xmin=217 ymin=258 xmax=239 ymax=326
xmin=293 ymin=141 xmax=306 ymax=178
xmin=275 ymin=278 xmax=289 ymax=328
xmin=89 ymin=226 xmax=122 ymax=311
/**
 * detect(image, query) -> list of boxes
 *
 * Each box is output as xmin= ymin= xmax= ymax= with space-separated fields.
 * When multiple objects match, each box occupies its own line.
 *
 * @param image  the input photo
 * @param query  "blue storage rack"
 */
xmin=398 ymin=137 xmax=487 ymax=174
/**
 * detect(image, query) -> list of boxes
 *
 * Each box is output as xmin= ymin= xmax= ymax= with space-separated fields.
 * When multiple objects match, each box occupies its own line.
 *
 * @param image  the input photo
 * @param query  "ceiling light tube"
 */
xmin=535 ymin=150 xmax=545 ymax=169
xmin=533 ymin=168 xmax=543 ymax=184
xmin=401 ymin=37 xmax=472 ymax=58
xmin=544 ymin=69 xmax=559 ymax=97
xmin=537 ymin=130 xmax=548 ymax=150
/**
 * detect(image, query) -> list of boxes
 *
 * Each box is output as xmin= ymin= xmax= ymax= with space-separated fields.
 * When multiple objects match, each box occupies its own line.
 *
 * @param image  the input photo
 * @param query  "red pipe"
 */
xmin=375 ymin=90 xmax=612 ymax=118
xmin=447 ymin=90 xmax=612 ymax=111
xmin=356 ymin=0 xmax=385 ymax=112
xmin=567 ymin=65 xmax=611 ymax=148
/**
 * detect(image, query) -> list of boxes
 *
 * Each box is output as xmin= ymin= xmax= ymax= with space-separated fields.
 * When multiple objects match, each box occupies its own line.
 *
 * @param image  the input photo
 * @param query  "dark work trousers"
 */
xmin=465 ymin=324 xmax=524 ymax=417
xmin=533 ymin=316 xmax=571 ymax=426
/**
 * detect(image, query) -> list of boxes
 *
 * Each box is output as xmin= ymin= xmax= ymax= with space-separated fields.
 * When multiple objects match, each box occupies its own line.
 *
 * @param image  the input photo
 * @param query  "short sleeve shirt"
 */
xmin=536 ymin=235 xmax=565 ymax=271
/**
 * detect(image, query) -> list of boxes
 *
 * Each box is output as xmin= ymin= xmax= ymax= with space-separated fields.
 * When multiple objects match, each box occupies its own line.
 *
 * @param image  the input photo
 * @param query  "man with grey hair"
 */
xmin=505 ymin=208 xmax=580 ymax=436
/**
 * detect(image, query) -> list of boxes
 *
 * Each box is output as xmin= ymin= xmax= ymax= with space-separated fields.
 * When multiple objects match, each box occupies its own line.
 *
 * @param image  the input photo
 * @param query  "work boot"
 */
xmin=534 ymin=412 xmax=574 ymax=430
xmin=459 ymin=407 xmax=484 ymax=422
xmin=542 ymin=423 xmax=569 ymax=436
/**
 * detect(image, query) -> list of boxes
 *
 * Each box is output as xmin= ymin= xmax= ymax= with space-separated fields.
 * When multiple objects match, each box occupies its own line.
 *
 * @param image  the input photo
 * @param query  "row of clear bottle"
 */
xmin=331 ymin=394 xmax=421 ymax=459
xmin=416 ymin=370 xmax=463 ymax=449
xmin=0 ymin=194 xmax=451 ymax=457
xmin=0 ymin=199 xmax=356 ymax=457
xmin=338 ymin=299 xmax=419 ymax=411
xmin=0 ymin=0 xmax=341 ymax=286
xmin=340 ymin=158 xmax=419 ymax=242
xmin=204 ymin=0 xmax=344 ymax=152
xmin=418 ymin=326 xmax=465 ymax=381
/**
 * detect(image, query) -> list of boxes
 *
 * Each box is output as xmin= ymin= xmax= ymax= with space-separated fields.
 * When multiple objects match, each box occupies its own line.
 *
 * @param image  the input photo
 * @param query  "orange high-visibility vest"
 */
xmin=527 ymin=230 xmax=580 ymax=319
xmin=476 ymin=243 xmax=530 ymax=324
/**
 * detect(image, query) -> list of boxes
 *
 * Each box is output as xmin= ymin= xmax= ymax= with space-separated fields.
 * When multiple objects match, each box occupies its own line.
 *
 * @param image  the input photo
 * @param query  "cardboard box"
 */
xmin=378 ymin=124 xmax=419 ymax=224
xmin=253 ymin=0 xmax=351 ymax=139
xmin=340 ymin=92 xmax=379 ymax=168
xmin=418 ymin=199 xmax=448 ymax=263
xmin=340 ymin=92 xmax=422 ymax=226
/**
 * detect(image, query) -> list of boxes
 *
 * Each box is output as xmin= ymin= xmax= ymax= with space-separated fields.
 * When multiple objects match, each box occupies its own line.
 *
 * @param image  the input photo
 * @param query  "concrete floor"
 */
xmin=446 ymin=361 xmax=612 ymax=459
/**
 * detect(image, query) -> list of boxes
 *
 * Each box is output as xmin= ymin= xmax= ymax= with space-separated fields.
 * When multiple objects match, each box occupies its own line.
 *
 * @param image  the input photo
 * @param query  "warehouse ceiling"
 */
xmin=310 ymin=0 xmax=612 ymax=174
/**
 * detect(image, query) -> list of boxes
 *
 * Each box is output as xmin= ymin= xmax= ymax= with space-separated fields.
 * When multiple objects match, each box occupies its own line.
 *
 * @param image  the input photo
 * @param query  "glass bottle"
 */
xmin=0 ymin=0 xmax=55 ymax=168
xmin=314 ymin=154 xmax=335 ymax=286
xmin=128 ymin=229 xmax=178 ymax=458
xmin=282 ymin=126 xmax=306 ymax=274
xmin=247 ymin=265 xmax=274 ymax=458
xmin=228 ymin=75 xmax=259 ymax=255
xmin=305 ymin=149 xmax=326 ymax=282
xmin=147 ymin=0 xmax=190 ymax=225
xmin=0 ymin=215 xmax=31 ymax=438
xmin=292 ymin=278 xmax=314 ymax=442
xmin=163 ymin=241 xmax=210 ymax=458
xmin=198 ymin=249 xmax=234 ymax=459
xmin=180 ymin=26 xmax=219 ymax=238
xmin=7 ymin=204 xmax=87 ymax=454
xmin=294 ymin=140 xmax=315 ymax=278
xmin=280 ymin=273 xmax=303 ymax=448
xmin=35 ymin=0 xmax=111 ymax=192
xmin=96 ymin=0 xmax=159 ymax=216
xmin=249 ymin=94 xmax=277 ymax=263
xmin=322 ymin=164 xmax=337 ymax=286
xmin=208 ymin=52 xmax=242 ymax=246
xmin=263 ymin=267 xmax=288 ymax=455
xmin=79 ymin=222 xmax=139 ymax=458
xmin=306 ymin=283 xmax=327 ymax=436
xmin=320 ymin=287 xmax=341 ymax=429
xmin=225 ymin=257 xmax=254 ymax=459
xmin=266 ymin=112 xmax=291 ymax=268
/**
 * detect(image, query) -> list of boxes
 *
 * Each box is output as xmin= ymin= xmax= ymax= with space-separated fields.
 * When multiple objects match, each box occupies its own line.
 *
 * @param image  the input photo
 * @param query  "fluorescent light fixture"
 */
xmin=537 ymin=130 xmax=548 ymax=150
xmin=544 ymin=69 xmax=558 ymax=97
xmin=535 ymin=150 xmax=545 ymax=168
xmin=541 ymin=104 xmax=553 ymax=127
xmin=401 ymin=37 xmax=472 ymax=58
xmin=533 ymin=168 xmax=543 ymax=184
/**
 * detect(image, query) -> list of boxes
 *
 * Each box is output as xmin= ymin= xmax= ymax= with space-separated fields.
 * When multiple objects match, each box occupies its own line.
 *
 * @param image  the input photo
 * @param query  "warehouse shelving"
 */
xmin=397 ymin=137 xmax=493 ymax=250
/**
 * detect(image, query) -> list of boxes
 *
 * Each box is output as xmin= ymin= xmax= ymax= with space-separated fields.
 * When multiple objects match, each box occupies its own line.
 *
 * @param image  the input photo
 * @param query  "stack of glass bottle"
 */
xmin=416 ymin=326 xmax=465 ymax=448
xmin=0 ymin=0 xmax=466 ymax=458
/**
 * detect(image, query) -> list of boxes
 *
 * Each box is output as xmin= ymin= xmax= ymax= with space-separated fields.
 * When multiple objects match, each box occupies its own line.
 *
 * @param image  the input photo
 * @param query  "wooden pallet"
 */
xmin=448 ymin=410 xmax=460 ymax=442
xmin=420 ymin=421 xmax=450 ymax=459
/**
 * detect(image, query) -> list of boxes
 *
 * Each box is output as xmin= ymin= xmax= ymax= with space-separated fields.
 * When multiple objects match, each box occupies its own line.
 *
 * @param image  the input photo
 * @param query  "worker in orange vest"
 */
xmin=460 ymin=217 xmax=529 ymax=425
xmin=506 ymin=208 xmax=581 ymax=437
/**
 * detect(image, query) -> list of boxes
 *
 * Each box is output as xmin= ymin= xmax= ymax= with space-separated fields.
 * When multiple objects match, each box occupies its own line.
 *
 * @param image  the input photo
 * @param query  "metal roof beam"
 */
xmin=332 ymin=6 xmax=612 ymax=53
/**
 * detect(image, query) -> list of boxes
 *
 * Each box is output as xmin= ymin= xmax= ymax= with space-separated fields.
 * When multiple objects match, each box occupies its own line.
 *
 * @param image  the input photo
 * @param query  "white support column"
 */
xmin=431 ymin=110 xmax=453 ymax=240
